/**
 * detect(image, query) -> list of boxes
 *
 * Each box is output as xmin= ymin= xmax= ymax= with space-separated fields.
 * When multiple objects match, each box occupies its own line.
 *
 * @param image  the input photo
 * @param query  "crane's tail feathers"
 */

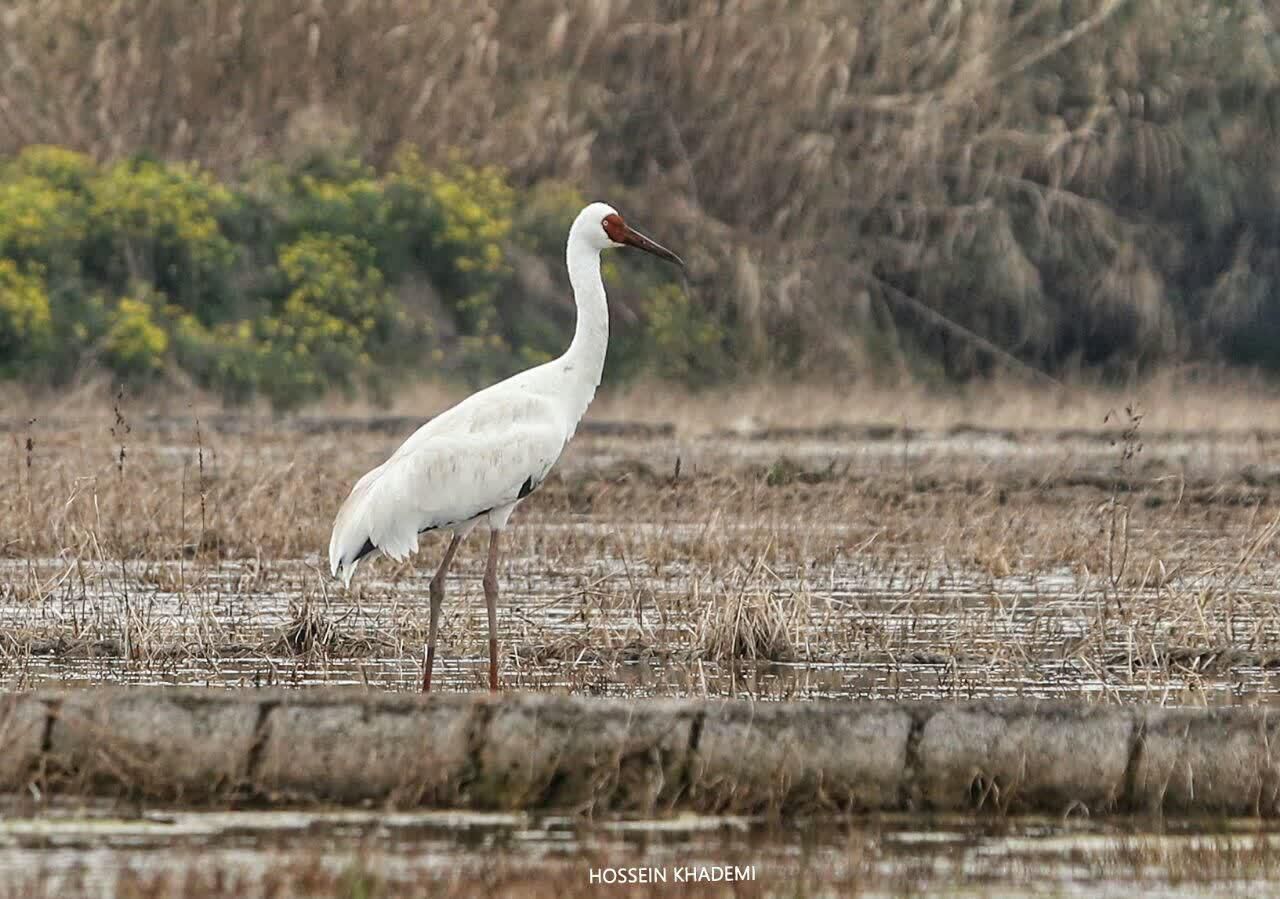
xmin=328 ymin=461 xmax=421 ymax=588
xmin=329 ymin=524 xmax=373 ymax=588
xmin=337 ymin=558 xmax=359 ymax=587
xmin=329 ymin=534 xmax=418 ymax=588
xmin=330 ymin=535 xmax=377 ymax=588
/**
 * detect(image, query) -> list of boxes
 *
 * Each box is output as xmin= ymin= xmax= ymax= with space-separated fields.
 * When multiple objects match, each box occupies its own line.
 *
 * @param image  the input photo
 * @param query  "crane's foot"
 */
xmin=489 ymin=638 xmax=499 ymax=692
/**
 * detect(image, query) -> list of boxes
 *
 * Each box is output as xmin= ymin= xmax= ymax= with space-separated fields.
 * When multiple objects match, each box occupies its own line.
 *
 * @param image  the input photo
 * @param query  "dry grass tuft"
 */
xmin=274 ymin=600 xmax=345 ymax=657
xmin=696 ymin=562 xmax=807 ymax=662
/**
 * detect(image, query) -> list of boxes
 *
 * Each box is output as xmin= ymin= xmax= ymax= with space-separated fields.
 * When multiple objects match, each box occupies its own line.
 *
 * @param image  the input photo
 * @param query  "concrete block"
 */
xmin=688 ymin=700 xmax=912 ymax=812
xmin=0 ymin=694 xmax=48 ymax=790
xmin=918 ymin=702 xmax=1133 ymax=814
xmin=473 ymin=694 xmax=694 ymax=813
xmin=1132 ymin=707 xmax=1280 ymax=815
xmin=255 ymin=693 xmax=477 ymax=804
xmin=46 ymin=689 xmax=259 ymax=800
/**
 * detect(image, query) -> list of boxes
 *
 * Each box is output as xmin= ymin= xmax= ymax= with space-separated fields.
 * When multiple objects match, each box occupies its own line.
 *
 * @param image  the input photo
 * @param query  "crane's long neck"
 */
xmin=560 ymin=237 xmax=609 ymax=423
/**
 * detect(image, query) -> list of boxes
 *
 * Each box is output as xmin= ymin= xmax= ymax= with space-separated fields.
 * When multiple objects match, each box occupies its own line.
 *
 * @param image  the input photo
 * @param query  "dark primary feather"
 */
xmin=352 ymin=537 xmax=377 ymax=565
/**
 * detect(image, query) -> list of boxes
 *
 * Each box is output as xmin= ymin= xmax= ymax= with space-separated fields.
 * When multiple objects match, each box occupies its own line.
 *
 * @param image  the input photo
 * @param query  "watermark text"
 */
xmin=588 ymin=865 xmax=756 ymax=885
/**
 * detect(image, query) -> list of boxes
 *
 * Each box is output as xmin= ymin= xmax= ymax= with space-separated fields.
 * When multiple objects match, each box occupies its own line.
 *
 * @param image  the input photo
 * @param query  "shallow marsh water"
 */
xmin=2 ymin=532 xmax=1280 ymax=703
xmin=4 ymin=802 xmax=1280 ymax=896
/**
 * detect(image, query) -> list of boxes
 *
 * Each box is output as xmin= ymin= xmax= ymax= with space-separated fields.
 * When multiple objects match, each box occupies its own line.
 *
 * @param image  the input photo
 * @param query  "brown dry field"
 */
xmin=2 ymin=375 xmax=1280 ymax=703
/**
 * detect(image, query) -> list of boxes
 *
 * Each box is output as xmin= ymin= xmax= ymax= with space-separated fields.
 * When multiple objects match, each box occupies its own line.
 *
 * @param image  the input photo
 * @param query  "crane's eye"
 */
xmin=601 ymin=213 xmax=626 ymax=242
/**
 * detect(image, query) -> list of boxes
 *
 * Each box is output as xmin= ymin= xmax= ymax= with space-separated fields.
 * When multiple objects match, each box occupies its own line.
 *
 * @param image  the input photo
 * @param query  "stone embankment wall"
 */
xmin=1 ymin=689 xmax=1275 ymax=816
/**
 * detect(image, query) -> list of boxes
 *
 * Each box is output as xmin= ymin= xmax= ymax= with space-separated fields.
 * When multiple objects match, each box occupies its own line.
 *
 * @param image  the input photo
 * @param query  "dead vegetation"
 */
xmin=695 ymin=559 xmax=807 ymax=662
xmin=1 ymin=382 xmax=1280 ymax=702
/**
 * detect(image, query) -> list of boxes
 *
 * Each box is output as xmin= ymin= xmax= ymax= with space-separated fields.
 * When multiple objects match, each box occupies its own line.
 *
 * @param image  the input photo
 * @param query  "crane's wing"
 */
xmin=328 ymin=417 xmax=564 ymax=584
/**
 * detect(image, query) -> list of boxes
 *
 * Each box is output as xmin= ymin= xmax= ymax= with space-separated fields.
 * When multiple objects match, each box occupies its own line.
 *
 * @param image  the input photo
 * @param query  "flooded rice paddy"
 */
xmin=5 ymin=542 xmax=1280 ymax=706
xmin=5 ymin=410 xmax=1280 ymax=893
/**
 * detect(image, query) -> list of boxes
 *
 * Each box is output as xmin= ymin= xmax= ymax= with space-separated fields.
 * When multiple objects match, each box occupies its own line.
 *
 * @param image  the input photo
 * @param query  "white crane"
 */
xmin=328 ymin=202 xmax=683 ymax=691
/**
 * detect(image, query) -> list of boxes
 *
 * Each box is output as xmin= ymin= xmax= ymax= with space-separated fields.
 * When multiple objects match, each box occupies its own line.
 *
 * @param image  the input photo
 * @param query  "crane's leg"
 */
xmin=483 ymin=529 xmax=502 ymax=692
xmin=423 ymin=533 xmax=463 ymax=693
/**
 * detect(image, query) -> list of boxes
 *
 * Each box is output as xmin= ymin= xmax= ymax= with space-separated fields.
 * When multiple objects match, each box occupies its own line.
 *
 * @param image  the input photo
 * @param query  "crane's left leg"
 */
xmin=483 ymin=529 xmax=502 ymax=691
xmin=423 ymin=534 xmax=463 ymax=693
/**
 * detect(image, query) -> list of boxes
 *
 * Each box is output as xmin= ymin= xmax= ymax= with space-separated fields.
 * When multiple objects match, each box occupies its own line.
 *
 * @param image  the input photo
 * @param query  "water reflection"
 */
xmin=1 ymin=802 xmax=1278 ymax=896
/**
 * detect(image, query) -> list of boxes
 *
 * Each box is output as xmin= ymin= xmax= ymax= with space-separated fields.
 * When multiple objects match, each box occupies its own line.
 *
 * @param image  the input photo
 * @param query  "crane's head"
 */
xmin=573 ymin=202 xmax=684 ymax=267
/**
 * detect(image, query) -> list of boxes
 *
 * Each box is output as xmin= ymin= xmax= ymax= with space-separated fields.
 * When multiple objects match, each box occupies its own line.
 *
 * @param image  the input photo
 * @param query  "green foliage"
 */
xmin=402 ymin=150 xmax=522 ymax=385
xmin=0 ymin=143 xmax=711 ymax=402
xmin=8 ymin=145 xmax=97 ymax=193
xmin=258 ymin=234 xmax=396 ymax=408
xmin=419 ymin=153 xmax=515 ymax=333
xmin=104 ymin=292 xmax=168 ymax=378
xmin=0 ymin=143 xmax=746 ymax=399
xmin=170 ymin=315 xmax=263 ymax=405
xmin=257 ymin=155 xmax=387 ymax=249
xmin=630 ymin=283 xmax=730 ymax=385
xmin=0 ymin=142 xmax=720 ymax=401
xmin=513 ymin=181 xmax=586 ymax=258
xmin=0 ymin=260 xmax=53 ymax=372
xmin=86 ymin=159 xmax=238 ymax=319
xmin=0 ymin=176 xmax=87 ymax=271
xmin=232 ymin=147 xmax=526 ymax=390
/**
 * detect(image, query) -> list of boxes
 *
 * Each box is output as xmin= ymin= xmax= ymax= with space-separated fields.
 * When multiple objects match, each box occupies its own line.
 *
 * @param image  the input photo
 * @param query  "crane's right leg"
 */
xmin=423 ymin=533 xmax=463 ymax=693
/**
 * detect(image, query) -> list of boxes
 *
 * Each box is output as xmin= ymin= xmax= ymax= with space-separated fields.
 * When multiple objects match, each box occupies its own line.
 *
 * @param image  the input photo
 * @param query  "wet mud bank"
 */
xmin=2 ymin=688 xmax=1278 ymax=817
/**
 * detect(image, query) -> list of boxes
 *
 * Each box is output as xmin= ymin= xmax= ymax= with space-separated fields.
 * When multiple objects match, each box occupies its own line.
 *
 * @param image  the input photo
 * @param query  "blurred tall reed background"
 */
xmin=0 ymin=0 xmax=1277 ymax=407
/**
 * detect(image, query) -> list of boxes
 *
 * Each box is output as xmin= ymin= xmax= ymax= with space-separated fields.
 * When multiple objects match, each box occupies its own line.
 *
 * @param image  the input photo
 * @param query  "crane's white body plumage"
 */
xmin=328 ymin=202 xmax=622 ymax=586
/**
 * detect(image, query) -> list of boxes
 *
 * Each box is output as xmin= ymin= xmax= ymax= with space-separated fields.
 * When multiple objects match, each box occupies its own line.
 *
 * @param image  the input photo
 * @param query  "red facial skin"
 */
xmin=601 ymin=213 xmax=684 ymax=267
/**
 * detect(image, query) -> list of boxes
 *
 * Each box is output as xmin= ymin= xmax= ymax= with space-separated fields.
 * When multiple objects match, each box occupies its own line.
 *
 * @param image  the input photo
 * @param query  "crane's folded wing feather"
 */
xmin=328 ymin=418 xmax=565 ymax=580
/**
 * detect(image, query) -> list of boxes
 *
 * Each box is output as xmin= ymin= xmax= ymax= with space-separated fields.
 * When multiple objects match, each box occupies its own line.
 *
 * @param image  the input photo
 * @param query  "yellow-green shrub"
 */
xmin=0 ymin=143 xmax=737 ymax=403
xmin=634 ymin=283 xmax=729 ymax=385
xmin=513 ymin=180 xmax=585 ymax=257
xmin=277 ymin=234 xmax=389 ymax=336
xmin=263 ymin=157 xmax=387 ymax=246
xmin=8 ymin=145 xmax=97 ymax=193
xmin=399 ymin=150 xmax=514 ymax=328
xmin=170 ymin=313 xmax=264 ymax=404
xmin=0 ymin=260 xmax=53 ymax=371
xmin=88 ymin=159 xmax=238 ymax=314
xmin=259 ymin=234 xmax=398 ymax=406
xmin=427 ymin=158 xmax=513 ymax=277
xmin=0 ymin=176 xmax=87 ymax=268
xmin=104 ymin=294 xmax=169 ymax=377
